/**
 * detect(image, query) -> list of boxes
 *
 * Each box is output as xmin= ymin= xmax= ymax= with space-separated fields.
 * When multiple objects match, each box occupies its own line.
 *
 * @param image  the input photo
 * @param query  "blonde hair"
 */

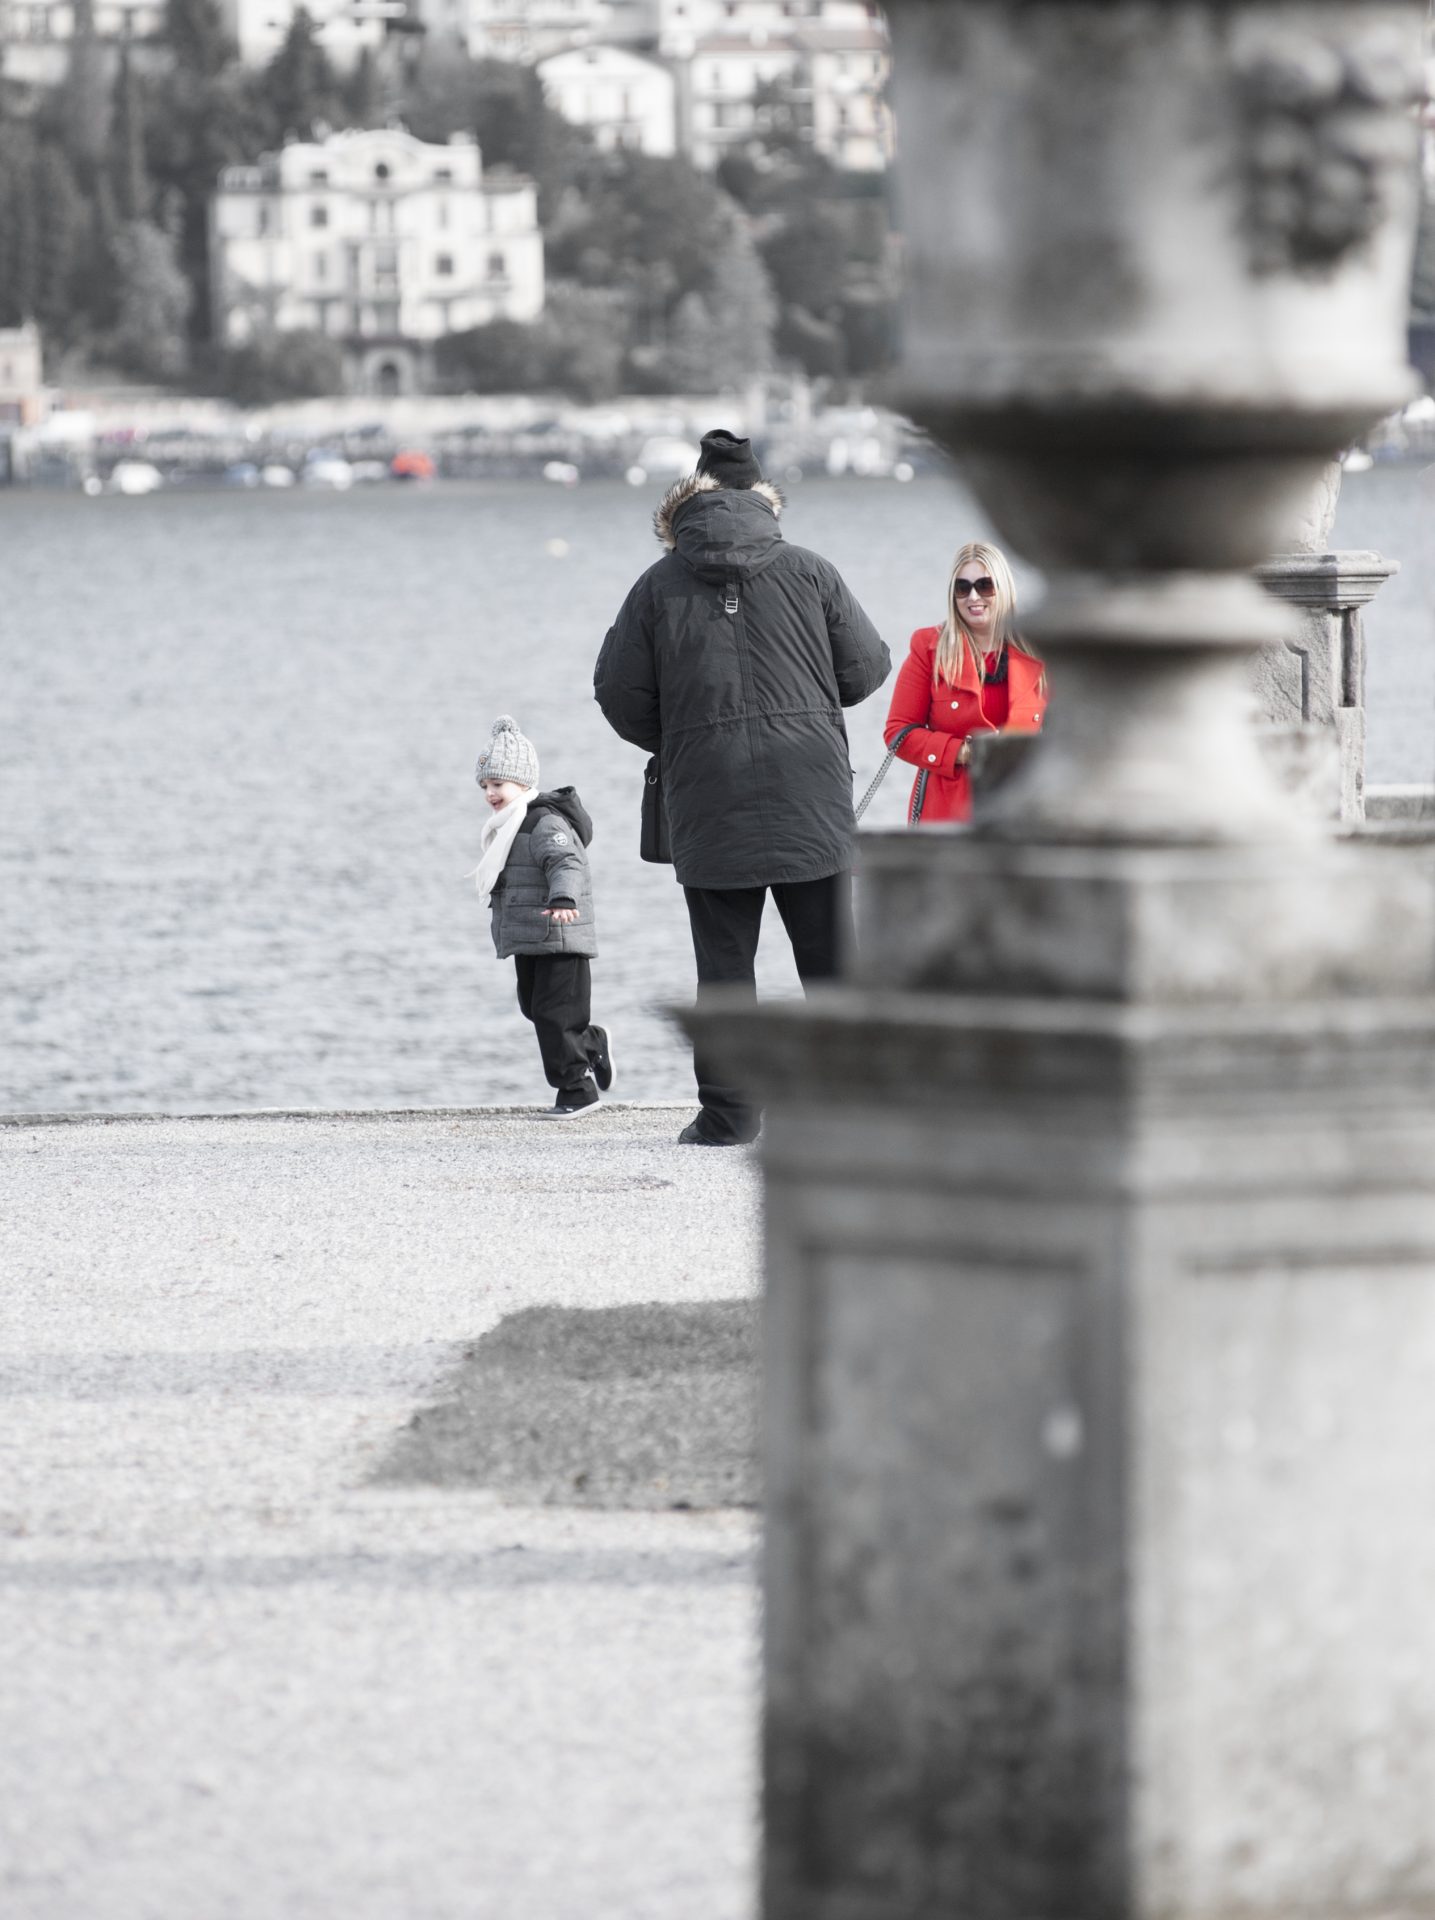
xmin=934 ymin=541 xmax=1019 ymax=686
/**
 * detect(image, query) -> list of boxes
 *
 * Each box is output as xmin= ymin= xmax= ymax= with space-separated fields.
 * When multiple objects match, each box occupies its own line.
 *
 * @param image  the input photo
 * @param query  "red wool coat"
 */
xmin=883 ymin=626 xmax=1048 ymax=823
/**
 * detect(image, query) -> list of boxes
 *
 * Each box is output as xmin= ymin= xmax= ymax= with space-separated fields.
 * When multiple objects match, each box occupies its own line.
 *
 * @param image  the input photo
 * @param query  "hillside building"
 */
xmin=0 ymin=0 xmax=164 ymax=93
xmin=535 ymin=43 xmax=676 ymax=153
xmin=0 ymin=321 xmax=46 ymax=425
xmin=220 ymin=0 xmax=386 ymax=70
xmin=210 ymin=126 xmax=544 ymax=396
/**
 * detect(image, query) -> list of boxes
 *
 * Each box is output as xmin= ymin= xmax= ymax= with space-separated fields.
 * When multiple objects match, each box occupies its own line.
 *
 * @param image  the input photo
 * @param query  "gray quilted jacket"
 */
xmin=489 ymin=787 xmax=598 ymax=959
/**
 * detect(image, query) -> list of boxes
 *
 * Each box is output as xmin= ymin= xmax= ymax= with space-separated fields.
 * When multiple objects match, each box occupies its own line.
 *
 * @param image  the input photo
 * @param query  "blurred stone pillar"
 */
xmin=687 ymin=2 xmax=1435 ymax=1917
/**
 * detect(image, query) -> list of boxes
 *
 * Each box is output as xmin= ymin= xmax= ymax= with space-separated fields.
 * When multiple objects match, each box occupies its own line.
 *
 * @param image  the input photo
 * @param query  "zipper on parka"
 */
xmin=723 ymin=574 xmax=740 ymax=615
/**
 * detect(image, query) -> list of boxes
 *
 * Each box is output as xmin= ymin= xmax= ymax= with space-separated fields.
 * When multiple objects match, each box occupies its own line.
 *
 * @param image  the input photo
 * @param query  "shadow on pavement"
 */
xmin=376 ymin=1301 xmax=759 ymax=1509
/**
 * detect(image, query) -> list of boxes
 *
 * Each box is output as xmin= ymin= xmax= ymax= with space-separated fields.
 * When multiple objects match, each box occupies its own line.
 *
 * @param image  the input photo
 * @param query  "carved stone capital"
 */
xmin=1256 ymin=548 xmax=1400 ymax=609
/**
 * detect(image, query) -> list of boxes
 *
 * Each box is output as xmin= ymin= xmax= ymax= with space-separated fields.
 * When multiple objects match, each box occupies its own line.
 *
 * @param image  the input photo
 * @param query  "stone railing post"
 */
xmin=684 ymin=3 xmax=1435 ymax=1918
xmin=1255 ymin=548 xmax=1399 ymax=820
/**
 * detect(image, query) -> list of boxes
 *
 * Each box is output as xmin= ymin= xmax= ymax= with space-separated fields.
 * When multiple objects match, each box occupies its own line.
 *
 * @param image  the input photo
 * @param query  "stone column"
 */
xmin=1254 ymin=548 xmax=1399 ymax=820
xmin=685 ymin=2 xmax=1435 ymax=1917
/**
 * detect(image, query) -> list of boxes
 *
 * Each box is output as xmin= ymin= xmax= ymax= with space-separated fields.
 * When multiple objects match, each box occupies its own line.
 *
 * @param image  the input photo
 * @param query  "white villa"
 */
xmin=677 ymin=1 xmax=891 ymax=171
xmin=536 ymin=43 xmax=676 ymax=154
xmin=221 ymin=0 xmax=386 ymax=70
xmin=209 ymin=126 xmax=545 ymax=396
xmin=0 ymin=0 xmax=164 ymax=91
xmin=422 ymin=0 xmax=651 ymax=62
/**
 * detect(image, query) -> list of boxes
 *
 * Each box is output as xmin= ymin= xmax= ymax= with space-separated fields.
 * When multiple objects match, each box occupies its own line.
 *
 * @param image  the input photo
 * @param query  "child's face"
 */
xmin=480 ymin=778 xmax=528 ymax=810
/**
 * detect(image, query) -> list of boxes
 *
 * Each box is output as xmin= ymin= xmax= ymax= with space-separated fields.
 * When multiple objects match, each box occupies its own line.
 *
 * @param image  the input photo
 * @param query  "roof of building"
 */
xmin=790 ymin=25 xmax=886 ymax=51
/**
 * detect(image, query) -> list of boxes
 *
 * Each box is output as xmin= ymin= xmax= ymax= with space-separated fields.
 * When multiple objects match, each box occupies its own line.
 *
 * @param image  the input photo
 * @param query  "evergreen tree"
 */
xmin=72 ymin=170 xmax=122 ymax=336
xmin=662 ymin=291 xmax=722 ymax=392
xmin=344 ymin=47 xmax=385 ymax=130
xmin=264 ymin=9 xmax=344 ymax=143
xmin=0 ymin=125 xmax=41 ymax=327
xmin=164 ymin=0 xmax=233 ymax=81
xmin=109 ymin=218 xmax=191 ymax=379
xmin=32 ymin=141 xmax=87 ymax=341
xmin=52 ymin=0 xmax=113 ymax=168
xmin=144 ymin=20 xmax=273 ymax=340
xmin=111 ymin=46 xmax=150 ymax=222
xmin=706 ymin=216 xmax=775 ymax=383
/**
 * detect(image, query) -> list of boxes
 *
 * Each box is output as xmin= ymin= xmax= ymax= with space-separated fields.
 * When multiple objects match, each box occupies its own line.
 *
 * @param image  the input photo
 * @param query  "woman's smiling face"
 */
xmin=954 ymin=569 xmax=996 ymax=638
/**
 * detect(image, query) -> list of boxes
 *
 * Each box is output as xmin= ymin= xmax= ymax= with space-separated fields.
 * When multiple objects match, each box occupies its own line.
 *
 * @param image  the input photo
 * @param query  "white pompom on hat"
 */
xmin=475 ymin=714 xmax=539 ymax=789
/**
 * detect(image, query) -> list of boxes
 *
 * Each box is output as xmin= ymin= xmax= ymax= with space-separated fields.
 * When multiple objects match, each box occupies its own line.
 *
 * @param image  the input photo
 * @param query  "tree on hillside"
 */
xmin=50 ymin=0 xmax=112 ymax=167
xmin=143 ymin=1 xmax=273 ymax=340
xmin=0 ymin=126 xmax=44 ymax=327
xmin=264 ymin=8 xmax=345 ymax=143
xmin=109 ymin=218 xmax=192 ymax=379
xmin=164 ymin=0 xmax=233 ymax=81
xmin=343 ymin=48 xmax=385 ymax=129
xmin=401 ymin=47 xmax=590 ymax=221
xmin=435 ymin=316 xmax=547 ymax=393
xmin=110 ymin=46 xmax=150 ymax=222
xmin=549 ymin=150 xmax=733 ymax=305
xmin=0 ymin=126 xmax=88 ymax=350
xmin=208 ymin=326 xmax=345 ymax=404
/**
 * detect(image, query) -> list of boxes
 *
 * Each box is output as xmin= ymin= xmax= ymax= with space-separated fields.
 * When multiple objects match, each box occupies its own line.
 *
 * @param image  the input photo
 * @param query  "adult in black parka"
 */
xmin=594 ymin=428 xmax=891 ymax=1146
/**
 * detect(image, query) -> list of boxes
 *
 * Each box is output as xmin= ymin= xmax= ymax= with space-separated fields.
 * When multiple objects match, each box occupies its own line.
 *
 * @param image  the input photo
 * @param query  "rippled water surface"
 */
xmin=2 ymin=466 xmax=1431 ymax=1112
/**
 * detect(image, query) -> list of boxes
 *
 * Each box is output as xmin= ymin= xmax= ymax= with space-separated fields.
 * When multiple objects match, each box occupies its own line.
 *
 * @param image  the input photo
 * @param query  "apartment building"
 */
xmin=536 ymin=42 xmax=676 ymax=153
xmin=0 ymin=0 xmax=163 ymax=91
xmin=210 ymin=126 xmax=544 ymax=395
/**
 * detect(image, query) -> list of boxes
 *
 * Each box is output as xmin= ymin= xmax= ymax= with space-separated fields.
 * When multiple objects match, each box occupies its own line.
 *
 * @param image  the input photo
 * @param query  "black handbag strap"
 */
xmin=855 ymin=722 xmax=922 ymax=823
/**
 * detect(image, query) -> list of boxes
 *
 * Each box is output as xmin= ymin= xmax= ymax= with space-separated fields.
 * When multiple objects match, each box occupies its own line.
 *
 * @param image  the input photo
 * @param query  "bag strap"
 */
xmin=854 ymin=722 xmax=922 ymax=823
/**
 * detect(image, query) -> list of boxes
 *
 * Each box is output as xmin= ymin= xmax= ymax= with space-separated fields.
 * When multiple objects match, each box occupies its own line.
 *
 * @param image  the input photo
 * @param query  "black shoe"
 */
xmin=588 ymin=1026 xmax=615 ymax=1093
xmin=538 ymin=1077 xmax=601 ymax=1120
xmin=678 ymin=1116 xmax=753 ymax=1147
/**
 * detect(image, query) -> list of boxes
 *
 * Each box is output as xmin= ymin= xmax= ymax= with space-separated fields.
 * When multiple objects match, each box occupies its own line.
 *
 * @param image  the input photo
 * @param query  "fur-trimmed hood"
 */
xmin=653 ymin=472 xmax=786 ymax=579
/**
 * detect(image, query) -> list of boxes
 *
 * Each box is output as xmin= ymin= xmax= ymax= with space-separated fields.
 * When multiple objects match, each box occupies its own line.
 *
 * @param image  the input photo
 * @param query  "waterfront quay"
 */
xmin=0 ymin=1106 xmax=760 ymax=1920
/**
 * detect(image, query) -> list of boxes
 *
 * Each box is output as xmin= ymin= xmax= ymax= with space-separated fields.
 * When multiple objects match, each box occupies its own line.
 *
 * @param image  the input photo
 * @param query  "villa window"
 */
xmin=374 ymin=161 xmax=391 ymax=183
xmin=310 ymin=205 xmax=328 ymax=228
xmin=310 ymin=168 xmax=328 ymax=184
xmin=436 ymin=253 xmax=454 ymax=276
xmin=487 ymin=251 xmax=506 ymax=279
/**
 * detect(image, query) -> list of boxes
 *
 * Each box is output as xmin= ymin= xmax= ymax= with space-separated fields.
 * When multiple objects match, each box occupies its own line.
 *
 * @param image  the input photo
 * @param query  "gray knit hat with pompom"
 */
xmin=475 ymin=714 xmax=539 ymax=788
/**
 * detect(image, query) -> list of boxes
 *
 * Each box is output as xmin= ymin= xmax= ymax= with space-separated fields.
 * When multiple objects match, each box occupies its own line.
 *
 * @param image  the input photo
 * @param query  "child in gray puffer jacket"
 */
xmin=473 ymin=715 xmax=613 ymax=1119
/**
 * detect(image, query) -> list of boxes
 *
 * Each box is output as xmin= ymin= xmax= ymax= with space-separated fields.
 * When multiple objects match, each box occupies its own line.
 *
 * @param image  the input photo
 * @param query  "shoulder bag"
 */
xmin=640 ymin=756 xmax=672 ymax=864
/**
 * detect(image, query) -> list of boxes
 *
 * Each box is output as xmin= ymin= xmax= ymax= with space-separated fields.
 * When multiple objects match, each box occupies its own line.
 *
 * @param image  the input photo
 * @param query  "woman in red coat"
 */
xmin=883 ymin=540 xmax=1048 ymax=824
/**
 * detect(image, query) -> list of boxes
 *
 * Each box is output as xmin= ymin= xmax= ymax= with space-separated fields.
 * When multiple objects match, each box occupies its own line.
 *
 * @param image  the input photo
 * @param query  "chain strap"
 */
xmin=855 ymin=722 xmax=922 ymax=823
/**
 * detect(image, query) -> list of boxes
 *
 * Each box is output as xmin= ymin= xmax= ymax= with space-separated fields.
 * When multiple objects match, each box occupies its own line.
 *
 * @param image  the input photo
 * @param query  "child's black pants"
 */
xmin=513 ymin=954 xmax=600 ymax=1091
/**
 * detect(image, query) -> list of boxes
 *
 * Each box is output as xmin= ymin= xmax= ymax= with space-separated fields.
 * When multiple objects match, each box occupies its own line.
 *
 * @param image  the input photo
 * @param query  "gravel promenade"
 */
xmin=0 ymin=1106 xmax=762 ymax=1920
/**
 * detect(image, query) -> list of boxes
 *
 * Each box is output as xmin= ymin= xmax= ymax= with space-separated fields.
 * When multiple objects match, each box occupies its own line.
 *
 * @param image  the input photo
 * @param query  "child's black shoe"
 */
xmin=588 ymin=1027 xmax=615 ymax=1092
xmin=538 ymin=1076 xmax=601 ymax=1120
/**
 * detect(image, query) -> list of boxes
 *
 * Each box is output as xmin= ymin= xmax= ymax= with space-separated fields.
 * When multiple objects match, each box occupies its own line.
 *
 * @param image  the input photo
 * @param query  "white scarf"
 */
xmin=470 ymin=786 xmax=535 ymax=906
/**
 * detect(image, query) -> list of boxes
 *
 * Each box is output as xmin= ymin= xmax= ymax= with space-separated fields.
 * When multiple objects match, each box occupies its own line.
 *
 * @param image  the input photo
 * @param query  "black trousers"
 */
xmin=514 ymin=954 xmax=600 ymax=1092
xmin=683 ymin=872 xmax=851 ymax=1142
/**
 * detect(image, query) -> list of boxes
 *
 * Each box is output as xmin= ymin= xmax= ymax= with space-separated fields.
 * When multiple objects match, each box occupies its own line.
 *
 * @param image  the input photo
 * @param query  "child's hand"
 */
xmin=544 ymin=907 xmax=580 ymax=925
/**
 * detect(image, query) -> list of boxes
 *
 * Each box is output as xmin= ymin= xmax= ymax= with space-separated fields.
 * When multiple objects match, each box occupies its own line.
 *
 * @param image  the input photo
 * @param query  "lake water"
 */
xmin=3 ymin=466 xmax=1433 ymax=1114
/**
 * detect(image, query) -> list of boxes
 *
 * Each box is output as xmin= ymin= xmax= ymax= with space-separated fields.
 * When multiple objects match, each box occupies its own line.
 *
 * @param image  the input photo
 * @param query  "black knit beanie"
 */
xmin=696 ymin=428 xmax=763 ymax=489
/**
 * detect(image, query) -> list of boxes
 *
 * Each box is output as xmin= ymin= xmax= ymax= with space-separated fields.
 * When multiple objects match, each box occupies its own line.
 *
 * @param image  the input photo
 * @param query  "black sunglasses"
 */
xmin=954 ymin=575 xmax=996 ymax=600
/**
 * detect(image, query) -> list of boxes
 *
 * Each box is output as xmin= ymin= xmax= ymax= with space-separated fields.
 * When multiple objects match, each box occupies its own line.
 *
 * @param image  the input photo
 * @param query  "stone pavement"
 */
xmin=0 ymin=1107 xmax=762 ymax=1920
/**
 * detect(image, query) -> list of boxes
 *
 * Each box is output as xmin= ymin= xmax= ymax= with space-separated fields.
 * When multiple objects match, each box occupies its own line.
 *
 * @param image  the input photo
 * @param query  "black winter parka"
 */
xmin=593 ymin=476 xmax=891 ymax=889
